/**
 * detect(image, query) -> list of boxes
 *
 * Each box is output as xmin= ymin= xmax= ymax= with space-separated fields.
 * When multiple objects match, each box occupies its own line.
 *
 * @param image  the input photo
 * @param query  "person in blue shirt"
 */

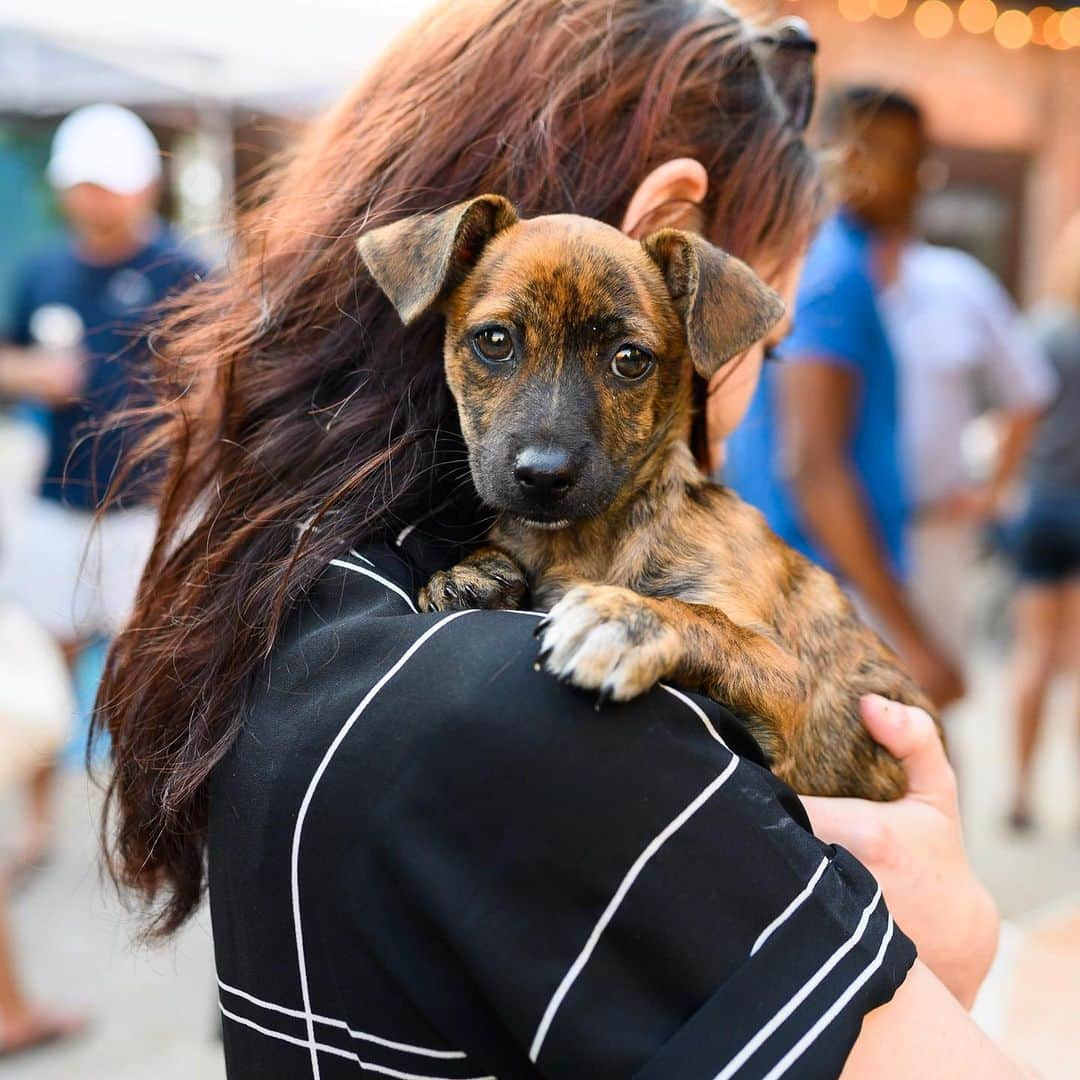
xmin=725 ymin=86 xmax=964 ymax=710
xmin=0 ymin=105 xmax=202 ymax=935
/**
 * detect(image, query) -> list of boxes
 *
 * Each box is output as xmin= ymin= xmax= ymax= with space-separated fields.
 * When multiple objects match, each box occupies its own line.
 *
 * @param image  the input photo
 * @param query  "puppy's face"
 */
xmin=441 ymin=216 xmax=686 ymax=527
xmin=358 ymin=197 xmax=784 ymax=530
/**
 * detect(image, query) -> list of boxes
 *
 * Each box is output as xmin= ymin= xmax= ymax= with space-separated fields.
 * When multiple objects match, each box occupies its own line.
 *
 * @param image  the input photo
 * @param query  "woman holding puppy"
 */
xmin=96 ymin=1 xmax=1012 ymax=1076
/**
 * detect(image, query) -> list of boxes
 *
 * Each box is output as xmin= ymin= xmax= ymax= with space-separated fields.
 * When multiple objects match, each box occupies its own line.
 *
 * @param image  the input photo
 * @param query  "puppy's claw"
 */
xmin=532 ymin=618 xmax=550 ymax=639
xmin=594 ymin=686 xmax=613 ymax=712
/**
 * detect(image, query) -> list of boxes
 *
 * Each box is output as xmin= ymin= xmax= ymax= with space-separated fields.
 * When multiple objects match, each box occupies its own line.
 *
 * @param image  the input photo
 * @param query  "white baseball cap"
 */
xmin=47 ymin=103 xmax=162 ymax=195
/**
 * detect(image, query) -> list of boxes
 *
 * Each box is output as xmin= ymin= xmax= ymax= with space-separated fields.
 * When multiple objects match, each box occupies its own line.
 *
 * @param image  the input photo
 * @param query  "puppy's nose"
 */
xmin=514 ymin=446 xmax=578 ymax=497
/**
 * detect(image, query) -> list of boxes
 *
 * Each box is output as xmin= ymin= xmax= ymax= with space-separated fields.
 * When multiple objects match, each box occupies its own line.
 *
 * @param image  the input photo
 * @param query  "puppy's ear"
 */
xmin=642 ymin=229 xmax=785 ymax=378
xmin=357 ymin=195 xmax=518 ymax=325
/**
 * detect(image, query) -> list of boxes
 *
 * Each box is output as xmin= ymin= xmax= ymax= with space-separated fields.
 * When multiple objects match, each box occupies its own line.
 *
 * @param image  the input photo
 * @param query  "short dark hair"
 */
xmin=820 ymin=84 xmax=924 ymax=142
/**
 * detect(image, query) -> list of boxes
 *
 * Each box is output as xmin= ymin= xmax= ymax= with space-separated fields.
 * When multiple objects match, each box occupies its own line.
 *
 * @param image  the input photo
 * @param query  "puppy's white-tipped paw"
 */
xmin=536 ymin=585 xmax=682 ymax=703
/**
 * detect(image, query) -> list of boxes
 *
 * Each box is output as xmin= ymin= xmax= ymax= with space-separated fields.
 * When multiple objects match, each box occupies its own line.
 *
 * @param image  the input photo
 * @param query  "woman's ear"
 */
xmin=620 ymin=158 xmax=709 ymax=239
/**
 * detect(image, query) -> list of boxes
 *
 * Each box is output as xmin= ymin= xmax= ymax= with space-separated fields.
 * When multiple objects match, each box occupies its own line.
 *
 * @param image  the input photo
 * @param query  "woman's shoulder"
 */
xmin=231 ymin=539 xmax=786 ymax=830
xmin=277 ymin=543 xmax=766 ymax=743
xmin=212 ymin=542 xmax=915 ymax=1079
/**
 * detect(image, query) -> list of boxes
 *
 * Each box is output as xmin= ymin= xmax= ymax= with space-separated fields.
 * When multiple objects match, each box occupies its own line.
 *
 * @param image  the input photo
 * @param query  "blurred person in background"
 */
xmin=0 ymin=104 xmax=203 ymax=879
xmin=1007 ymin=213 xmax=1080 ymax=831
xmin=0 ymin=599 xmax=86 ymax=1058
xmin=724 ymin=86 xmax=964 ymax=710
xmin=875 ymin=95 xmax=1055 ymax=707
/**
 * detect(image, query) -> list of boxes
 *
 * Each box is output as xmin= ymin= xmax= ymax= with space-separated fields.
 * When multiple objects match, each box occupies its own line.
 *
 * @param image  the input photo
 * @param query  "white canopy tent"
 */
xmin=0 ymin=0 xmax=435 ymax=115
xmin=0 ymin=1 xmax=437 ymax=257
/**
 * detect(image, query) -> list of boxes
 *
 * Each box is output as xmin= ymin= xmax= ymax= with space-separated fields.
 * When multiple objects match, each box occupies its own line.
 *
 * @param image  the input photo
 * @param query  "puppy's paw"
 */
xmin=418 ymin=551 xmax=528 ymax=613
xmin=537 ymin=585 xmax=682 ymax=703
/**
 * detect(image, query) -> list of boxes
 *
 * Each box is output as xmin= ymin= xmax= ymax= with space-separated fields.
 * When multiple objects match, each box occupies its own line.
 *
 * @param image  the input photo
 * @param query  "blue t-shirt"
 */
xmin=724 ymin=213 xmax=909 ymax=579
xmin=8 ymin=229 xmax=204 ymax=510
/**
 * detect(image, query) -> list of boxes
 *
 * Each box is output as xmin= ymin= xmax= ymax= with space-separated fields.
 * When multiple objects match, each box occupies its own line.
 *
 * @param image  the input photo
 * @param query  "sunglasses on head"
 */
xmin=754 ymin=16 xmax=818 ymax=133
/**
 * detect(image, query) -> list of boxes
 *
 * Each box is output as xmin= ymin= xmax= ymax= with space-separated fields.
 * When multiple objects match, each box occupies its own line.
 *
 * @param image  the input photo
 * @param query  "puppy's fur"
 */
xmin=358 ymin=195 xmax=936 ymax=799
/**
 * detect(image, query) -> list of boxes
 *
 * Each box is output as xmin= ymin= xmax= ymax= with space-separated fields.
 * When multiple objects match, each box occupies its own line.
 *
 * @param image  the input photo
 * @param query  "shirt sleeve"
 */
xmin=969 ymin=266 xmax=1057 ymax=412
xmin=781 ymin=260 xmax=879 ymax=377
xmin=377 ymin=610 xmax=916 ymax=1080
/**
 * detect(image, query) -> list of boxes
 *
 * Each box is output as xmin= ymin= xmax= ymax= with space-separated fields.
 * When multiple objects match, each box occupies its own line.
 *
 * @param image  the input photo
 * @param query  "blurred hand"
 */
xmin=899 ymin=637 xmax=966 ymax=710
xmin=940 ymin=486 xmax=1003 ymax=525
xmin=0 ymin=346 xmax=86 ymax=405
xmin=803 ymin=695 xmax=998 ymax=1010
xmin=32 ymin=348 xmax=86 ymax=404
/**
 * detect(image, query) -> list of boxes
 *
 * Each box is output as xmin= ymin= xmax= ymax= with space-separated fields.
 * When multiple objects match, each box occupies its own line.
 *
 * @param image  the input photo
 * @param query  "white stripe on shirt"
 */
xmin=659 ymin=684 xmax=731 ymax=749
xmin=762 ymin=914 xmax=896 ymax=1080
xmin=714 ymin=886 xmax=884 ymax=1079
xmin=529 ymin=752 xmax=740 ymax=1063
xmin=219 ymin=1004 xmax=495 ymax=1080
xmin=751 ymin=856 xmax=831 ymax=957
xmin=329 ymin=558 xmax=418 ymax=613
xmin=291 ymin=610 xmax=476 ymax=1080
xmin=217 ymin=978 xmax=467 ymax=1059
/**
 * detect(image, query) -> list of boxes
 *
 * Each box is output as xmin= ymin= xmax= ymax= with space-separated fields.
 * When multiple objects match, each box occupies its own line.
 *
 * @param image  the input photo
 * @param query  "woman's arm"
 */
xmin=803 ymin=695 xmax=999 ymax=1008
xmin=843 ymin=961 xmax=1021 ymax=1078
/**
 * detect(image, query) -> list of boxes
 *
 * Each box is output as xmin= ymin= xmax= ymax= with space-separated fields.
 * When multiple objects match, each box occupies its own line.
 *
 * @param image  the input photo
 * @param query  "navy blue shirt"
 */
xmin=724 ymin=214 xmax=910 ymax=579
xmin=7 ymin=229 xmax=204 ymax=510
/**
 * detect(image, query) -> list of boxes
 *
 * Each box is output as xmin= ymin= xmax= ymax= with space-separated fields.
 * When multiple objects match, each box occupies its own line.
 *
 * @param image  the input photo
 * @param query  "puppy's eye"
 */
xmin=610 ymin=345 xmax=653 ymax=381
xmin=472 ymin=326 xmax=515 ymax=363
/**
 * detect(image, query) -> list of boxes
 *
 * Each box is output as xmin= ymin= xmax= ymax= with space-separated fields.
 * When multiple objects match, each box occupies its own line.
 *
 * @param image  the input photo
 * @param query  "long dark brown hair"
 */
xmin=95 ymin=0 xmax=823 ymax=936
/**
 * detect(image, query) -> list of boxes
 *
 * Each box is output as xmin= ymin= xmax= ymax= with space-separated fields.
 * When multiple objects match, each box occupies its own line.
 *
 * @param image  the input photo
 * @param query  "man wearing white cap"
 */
xmin=0 ymin=104 xmax=203 ymax=887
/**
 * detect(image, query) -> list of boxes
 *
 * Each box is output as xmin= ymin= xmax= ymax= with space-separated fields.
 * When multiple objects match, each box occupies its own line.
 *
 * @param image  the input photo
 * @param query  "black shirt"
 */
xmin=209 ymin=525 xmax=915 ymax=1080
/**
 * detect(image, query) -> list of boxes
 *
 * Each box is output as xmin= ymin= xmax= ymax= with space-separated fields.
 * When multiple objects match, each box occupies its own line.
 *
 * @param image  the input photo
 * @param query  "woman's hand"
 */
xmin=802 ymin=695 xmax=998 ymax=1009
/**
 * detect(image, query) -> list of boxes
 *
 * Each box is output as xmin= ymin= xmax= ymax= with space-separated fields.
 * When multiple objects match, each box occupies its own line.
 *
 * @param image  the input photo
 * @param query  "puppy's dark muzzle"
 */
xmin=513 ymin=446 xmax=580 ymax=503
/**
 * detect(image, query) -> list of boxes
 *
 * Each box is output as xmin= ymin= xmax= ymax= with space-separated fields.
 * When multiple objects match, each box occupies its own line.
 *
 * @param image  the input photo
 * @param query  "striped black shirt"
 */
xmin=209 ymin=527 xmax=915 ymax=1079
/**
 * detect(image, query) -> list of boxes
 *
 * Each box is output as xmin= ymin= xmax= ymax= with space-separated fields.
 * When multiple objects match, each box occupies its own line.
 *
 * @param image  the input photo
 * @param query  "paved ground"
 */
xmin=3 ymin=777 xmax=225 ymax=1079
xmin=2 ymin=632 xmax=1077 ymax=1078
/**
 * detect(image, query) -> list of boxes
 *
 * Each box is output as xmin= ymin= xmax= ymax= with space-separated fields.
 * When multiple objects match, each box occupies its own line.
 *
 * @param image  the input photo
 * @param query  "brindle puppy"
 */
xmin=357 ymin=195 xmax=936 ymax=799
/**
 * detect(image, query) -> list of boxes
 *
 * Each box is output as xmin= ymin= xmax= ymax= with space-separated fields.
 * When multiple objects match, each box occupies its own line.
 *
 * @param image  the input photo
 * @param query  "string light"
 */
xmin=1061 ymin=6 xmax=1080 ymax=42
xmin=1029 ymin=5 xmax=1055 ymax=44
xmin=873 ymin=0 xmax=909 ymax=18
xmin=993 ymin=7 xmax=1033 ymax=46
xmin=958 ymin=0 xmax=996 ymax=33
xmin=838 ymin=0 xmax=875 ymax=21
xmin=1043 ymin=10 xmax=1067 ymax=46
xmin=913 ymin=0 xmax=954 ymax=36
xmin=831 ymin=0 xmax=1079 ymax=49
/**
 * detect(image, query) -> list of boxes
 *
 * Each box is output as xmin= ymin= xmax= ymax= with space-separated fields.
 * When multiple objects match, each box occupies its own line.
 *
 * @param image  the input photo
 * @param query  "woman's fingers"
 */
xmin=859 ymin=694 xmax=956 ymax=808
xmin=803 ymin=694 xmax=955 ymax=849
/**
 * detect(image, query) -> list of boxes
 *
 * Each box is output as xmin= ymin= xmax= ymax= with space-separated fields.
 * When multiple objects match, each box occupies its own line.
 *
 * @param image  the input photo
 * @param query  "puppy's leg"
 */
xmin=418 ymin=546 xmax=529 ymax=613
xmin=538 ymin=584 xmax=805 ymax=730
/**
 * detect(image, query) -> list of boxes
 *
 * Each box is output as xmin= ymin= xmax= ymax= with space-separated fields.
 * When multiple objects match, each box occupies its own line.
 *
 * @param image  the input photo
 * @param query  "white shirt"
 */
xmin=881 ymin=242 xmax=1056 ymax=508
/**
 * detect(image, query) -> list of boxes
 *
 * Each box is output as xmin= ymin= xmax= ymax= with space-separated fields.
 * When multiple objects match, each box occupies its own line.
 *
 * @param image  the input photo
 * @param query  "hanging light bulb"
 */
xmin=958 ymin=0 xmax=997 ymax=34
xmin=873 ymin=0 xmax=909 ymax=18
xmin=1043 ymin=9 xmax=1069 ymax=47
xmin=914 ymin=0 xmax=954 ymax=37
xmin=838 ymin=0 xmax=875 ymax=21
xmin=1029 ymin=5 xmax=1055 ymax=45
xmin=993 ymin=8 xmax=1033 ymax=47
xmin=1060 ymin=7 xmax=1080 ymax=45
